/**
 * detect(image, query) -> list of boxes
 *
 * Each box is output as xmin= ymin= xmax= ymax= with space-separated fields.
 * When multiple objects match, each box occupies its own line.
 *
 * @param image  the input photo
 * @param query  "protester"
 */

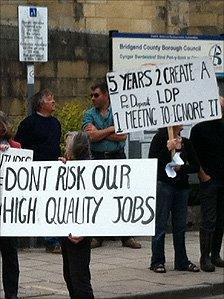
xmin=0 ymin=111 xmax=20 ymax=299
xmin=148 ymin=125 xmax=200 ymax=273
xmin=83 ymin=80 xmax=141 ymax=249
xmin=59 ymin=131 xmax=94 ymax=299
xmin=15 ymin=89 xmax=61 ymax=253
xmin=190 ymin=96 xmax=224 ymax=272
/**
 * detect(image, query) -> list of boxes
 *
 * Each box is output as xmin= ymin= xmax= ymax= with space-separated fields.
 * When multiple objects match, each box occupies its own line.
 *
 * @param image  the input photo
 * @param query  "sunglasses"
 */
xmin=90 ymin=93 xmax=100 ymax=98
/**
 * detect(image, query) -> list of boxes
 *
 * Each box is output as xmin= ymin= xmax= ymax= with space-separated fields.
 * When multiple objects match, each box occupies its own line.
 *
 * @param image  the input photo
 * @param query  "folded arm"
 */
xmin=107 ymin=132 xmax=127 ymax=142
xmin=84 ymin=124 xmax=115 ymax=142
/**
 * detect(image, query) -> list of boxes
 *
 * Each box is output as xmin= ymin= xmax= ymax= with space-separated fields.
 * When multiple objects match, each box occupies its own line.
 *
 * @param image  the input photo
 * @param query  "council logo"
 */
xmin=209 ymin=44 xmax=222 ymax=66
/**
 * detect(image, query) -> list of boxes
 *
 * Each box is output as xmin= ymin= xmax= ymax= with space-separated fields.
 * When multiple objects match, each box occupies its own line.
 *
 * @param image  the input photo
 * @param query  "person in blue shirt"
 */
xmin=83 ymin=80 xmax=141 ymax=249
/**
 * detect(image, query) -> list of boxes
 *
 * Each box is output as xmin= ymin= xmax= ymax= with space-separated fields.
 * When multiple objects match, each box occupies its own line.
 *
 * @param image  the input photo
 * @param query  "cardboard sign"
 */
xmin=107 ymin=58 xmax=221 ymax=134
xmin=0 ymin=148 xmax=33 ymax=193
xmin=0 ymin=159 xmax=157 ymax=237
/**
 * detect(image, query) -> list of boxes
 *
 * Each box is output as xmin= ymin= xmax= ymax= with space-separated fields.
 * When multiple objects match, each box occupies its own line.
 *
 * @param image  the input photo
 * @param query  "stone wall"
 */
xmin=2 ymin=0 xmax=222 ymax=34
xmin=0 ymin=0 xmax=223 ymax=115
xmin=0 ymin=24 xmax=109 ymax=114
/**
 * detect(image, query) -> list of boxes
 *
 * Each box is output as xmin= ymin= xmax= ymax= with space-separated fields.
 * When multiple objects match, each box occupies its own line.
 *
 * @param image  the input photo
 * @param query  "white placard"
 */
xmin=0 ymin=159 xmax=157 ymax=237
xmin=0 ymin=148 xmax=33 ymax=193
xmin=107 ymin=58 xmax=221 ymax=134
xmin=18 ymin=6 xmax=48 ymax=62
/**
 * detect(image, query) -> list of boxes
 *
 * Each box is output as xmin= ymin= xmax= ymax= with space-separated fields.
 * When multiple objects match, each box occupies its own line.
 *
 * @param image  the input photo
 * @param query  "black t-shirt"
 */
xmin=148 ymin=128 xmax=200 ymax=189
xmin=190 ymin=119 xmax=224 ymax=180
xmin=15 ymin=113 xmax=61 ymax=161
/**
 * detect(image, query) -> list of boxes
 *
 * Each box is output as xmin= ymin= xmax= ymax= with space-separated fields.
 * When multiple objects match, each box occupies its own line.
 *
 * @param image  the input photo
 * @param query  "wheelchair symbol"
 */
xmin=209 ymin=45 xmax=222 ymax=66
xmin=30 ymin=8 xmax=37 ymax=17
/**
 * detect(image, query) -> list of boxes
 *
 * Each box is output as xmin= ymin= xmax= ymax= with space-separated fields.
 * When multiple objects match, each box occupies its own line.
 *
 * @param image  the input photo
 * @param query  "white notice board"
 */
xmin=112 ymin=32 xmax=224 ymax=77
xmin=18 ymin=6 xmax=48 ymax=62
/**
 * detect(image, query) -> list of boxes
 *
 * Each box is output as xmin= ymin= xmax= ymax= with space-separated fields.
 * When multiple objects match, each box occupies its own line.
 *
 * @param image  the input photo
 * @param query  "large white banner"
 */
xmin=0 ymin=159 xmax=157 ymax=237
xmin=18 ymin=6 xmax=48 ymax=62
xmin=107 ymin=58 xmax=221 ymax=134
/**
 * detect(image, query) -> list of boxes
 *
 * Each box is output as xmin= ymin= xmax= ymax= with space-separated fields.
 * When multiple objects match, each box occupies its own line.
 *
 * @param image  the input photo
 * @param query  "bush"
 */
xmin=11 ymin=115 xmax=25 ymax=135
xmin=54 ymin=99 xmax=91 ymax=150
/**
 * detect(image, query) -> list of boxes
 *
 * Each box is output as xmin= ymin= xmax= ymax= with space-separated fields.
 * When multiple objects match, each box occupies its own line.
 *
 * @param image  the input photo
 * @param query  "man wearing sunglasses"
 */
xmin=83 ymin=80 xmax=141 ymax=249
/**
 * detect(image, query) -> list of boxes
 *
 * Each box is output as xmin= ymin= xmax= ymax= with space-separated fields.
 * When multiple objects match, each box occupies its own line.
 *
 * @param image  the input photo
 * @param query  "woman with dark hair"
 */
xmin=148 ymin=125 xmax=200 ymax=274
xmin=59 ymin=131 xmax=94 ymax=299
xmin=0 ymin=111 xmax=20 ymax=299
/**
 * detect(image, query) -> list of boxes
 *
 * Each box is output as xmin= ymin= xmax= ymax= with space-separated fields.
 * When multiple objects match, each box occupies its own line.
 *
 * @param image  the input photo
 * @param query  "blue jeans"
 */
xmin=151 ymin=181 xmax=190 ymax=270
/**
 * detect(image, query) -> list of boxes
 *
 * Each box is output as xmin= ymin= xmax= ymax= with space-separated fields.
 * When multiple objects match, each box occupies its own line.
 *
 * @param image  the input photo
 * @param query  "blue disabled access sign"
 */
xmin=18 ymin=6 xmax=48 ymax=62
xmin=29 ymin=7 xmax=37 ymax=17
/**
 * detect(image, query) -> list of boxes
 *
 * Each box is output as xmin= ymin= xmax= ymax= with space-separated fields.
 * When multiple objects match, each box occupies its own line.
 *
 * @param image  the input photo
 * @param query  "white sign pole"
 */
xmin=27 ymin=64 xmax=35 ymax=85
xmin=27 ymin=63 xmax=35 ymax=114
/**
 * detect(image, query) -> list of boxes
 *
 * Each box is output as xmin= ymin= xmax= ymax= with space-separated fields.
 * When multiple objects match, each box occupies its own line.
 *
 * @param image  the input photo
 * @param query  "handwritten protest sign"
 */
xmin=0 ymin=159 xmax=157 ymax=237
xmin=0 ymin=148 xmax=33 ymax=194
xmin=106 ymin=58 xmax=221 ymax=134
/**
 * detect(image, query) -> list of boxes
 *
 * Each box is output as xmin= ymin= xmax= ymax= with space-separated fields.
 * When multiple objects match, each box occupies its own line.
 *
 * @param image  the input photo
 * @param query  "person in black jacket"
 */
xmin=15 ymin=89 xmax=61 ymax=253
xmin=190 ymin=96 xmax=224 ymax=272
xmin=148 ymin=125 xmax=200 ymax=273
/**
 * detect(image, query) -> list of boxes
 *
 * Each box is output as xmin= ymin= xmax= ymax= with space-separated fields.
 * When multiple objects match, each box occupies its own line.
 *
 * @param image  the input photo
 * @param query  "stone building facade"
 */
xmin=0 ymin=0 xmax=223 ymax=115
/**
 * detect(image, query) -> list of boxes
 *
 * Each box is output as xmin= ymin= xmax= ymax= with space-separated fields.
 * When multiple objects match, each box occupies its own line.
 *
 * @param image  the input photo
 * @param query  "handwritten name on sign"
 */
xmin=0 ymin=148 xmax=33 ymax=192
xmin=0 ymin=159 xmax=157 ymax=237
xmin=106 ymin=58 xmax=221 ymax=134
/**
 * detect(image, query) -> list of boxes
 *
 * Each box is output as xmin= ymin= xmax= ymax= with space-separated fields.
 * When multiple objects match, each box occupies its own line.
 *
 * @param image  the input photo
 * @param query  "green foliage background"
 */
xmin=55 ymin=99 xmax=91 ymax=138
xmin=54 ymin=99 xmax=91 ymax=151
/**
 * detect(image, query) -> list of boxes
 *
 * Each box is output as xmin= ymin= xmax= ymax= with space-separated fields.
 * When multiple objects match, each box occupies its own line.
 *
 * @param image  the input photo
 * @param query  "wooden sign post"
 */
xmin=167 ymin=126 xmax=175 ymax=158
